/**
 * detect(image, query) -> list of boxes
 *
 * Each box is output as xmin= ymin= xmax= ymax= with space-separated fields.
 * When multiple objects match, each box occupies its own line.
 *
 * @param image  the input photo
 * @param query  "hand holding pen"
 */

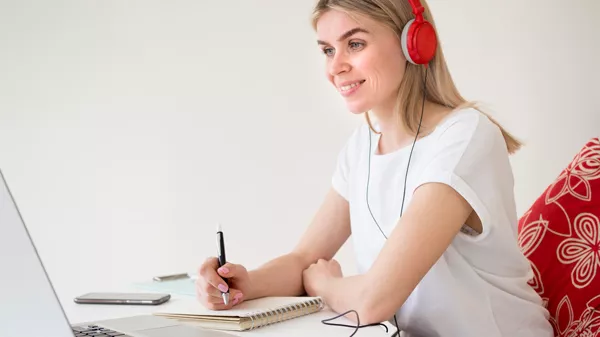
xmin=216 ymin=223 xmax=230 ymax=305
xmin=195 ymin=223 xmax=251 ymax=310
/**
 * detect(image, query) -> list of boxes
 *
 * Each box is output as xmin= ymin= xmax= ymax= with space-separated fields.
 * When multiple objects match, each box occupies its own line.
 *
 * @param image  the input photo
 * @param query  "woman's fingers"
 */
xmin=198 ymin=257 xmax=230 ymax=294
xmin=198 ymin=287 xmax=245 ymax=310
xmin=196 ymin=257 xmax=246 ymax=310
xmin=195 ymin=277 xmax=222 ymax=299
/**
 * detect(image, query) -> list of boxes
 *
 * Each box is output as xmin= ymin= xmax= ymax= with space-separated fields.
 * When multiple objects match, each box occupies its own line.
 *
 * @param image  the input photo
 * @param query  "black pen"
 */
xmin=216 ymin=223 xmax=230 ymax=305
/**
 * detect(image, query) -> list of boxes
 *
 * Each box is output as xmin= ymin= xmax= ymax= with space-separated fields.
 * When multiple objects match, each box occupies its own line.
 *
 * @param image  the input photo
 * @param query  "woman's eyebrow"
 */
xmin=317 ymin=27 xmax=370 ymax=45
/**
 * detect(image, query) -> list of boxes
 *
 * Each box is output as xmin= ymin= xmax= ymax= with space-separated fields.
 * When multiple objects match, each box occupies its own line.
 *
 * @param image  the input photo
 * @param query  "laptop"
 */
xmin=0 ymin=170 xmax=233 ymax=337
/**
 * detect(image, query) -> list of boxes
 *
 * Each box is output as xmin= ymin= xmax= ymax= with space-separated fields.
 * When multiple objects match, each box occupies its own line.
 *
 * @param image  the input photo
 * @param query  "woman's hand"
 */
xmin=302 ymin=258 xmax=343 ymax=297
xmin=196 ymin=257 xmax=252 ymax=310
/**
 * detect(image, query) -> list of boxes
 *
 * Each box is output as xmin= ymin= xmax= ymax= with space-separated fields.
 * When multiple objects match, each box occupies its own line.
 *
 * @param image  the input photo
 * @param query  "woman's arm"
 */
xmin=309 ymin=182 xmax=473 ymax=324
xmin=245 ymin=187 xmax=351 ymax=300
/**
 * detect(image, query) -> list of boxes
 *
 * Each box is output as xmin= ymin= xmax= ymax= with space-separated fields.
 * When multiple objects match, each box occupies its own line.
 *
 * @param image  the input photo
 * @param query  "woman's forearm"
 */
xmin=246 ymin=252 xmax=310 ymax=300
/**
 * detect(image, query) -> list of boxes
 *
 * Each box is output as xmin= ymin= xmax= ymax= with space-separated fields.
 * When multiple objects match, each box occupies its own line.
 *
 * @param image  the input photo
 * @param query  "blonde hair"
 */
xmin=311 ymin=0 xmax=522 ymax=154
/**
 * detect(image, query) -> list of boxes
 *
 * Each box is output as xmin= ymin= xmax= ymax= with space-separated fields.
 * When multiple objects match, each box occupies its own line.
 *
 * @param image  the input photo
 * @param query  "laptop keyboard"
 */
xmin=72 ymin=324 xmax=132 ymax=337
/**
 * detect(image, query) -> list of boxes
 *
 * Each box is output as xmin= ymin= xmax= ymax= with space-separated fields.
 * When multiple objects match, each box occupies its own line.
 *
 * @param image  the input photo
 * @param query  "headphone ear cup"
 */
xmin=400 ymin=19 xmax=416 ymax=64
xmin=401 ymin=18 xmax=437 ymax=65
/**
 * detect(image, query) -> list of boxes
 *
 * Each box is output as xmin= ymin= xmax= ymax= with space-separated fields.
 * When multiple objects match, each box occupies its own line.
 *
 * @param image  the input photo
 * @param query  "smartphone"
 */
xmin=74 ymin=292 xmax=171 ymax=305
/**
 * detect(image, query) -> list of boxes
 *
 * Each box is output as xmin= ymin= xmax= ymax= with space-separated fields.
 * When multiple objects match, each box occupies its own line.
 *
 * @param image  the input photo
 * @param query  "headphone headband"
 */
xmin=408 ymin=0 xmax=425 ymax=22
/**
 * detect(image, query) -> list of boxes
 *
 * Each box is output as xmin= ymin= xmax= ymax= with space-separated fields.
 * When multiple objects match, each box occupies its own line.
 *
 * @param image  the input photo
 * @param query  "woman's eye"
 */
xmin=349 ymin=41 xmax=364 ymax=50
xmin=322 ymin=47 xmax=334 ymax=56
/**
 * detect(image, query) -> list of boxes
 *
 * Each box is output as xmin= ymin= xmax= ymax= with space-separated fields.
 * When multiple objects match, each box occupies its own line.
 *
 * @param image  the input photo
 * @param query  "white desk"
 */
xmin=60 ymin=286 xmax=395 ymax=337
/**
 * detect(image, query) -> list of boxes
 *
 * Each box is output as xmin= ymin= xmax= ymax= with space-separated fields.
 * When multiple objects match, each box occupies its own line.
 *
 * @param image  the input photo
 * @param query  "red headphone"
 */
xmin=401 ymin=0 xmax=437 ymax=65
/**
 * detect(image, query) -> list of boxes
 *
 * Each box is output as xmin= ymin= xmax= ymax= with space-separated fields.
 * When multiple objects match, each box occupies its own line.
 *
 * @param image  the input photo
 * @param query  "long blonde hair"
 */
xmin=311 ymin=0 xmax=522 ymax=154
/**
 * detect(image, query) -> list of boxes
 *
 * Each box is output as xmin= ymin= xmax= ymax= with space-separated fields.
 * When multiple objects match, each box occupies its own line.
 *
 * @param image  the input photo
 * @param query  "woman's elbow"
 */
xmin=356 ymin=300 xmax=397 ymax=326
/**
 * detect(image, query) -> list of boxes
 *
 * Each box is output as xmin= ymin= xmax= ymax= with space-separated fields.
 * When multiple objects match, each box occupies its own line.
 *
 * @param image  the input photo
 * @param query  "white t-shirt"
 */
xmin=331 ymin=108 xmax=553 ymax=337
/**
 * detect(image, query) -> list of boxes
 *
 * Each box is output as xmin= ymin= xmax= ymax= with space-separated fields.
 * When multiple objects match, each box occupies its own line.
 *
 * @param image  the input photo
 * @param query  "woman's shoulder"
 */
xmin=436 ymin=107 xmax=494 ymax=132
xmin=433 ymin=107 xmax=505 ymax=149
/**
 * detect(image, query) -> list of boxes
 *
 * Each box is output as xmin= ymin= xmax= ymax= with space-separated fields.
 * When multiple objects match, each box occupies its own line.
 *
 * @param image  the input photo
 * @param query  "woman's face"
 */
xmin=316 ymin=9 xmax=406 ymax=114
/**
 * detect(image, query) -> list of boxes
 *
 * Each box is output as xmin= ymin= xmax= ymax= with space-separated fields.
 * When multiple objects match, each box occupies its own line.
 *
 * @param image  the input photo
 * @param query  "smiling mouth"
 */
xmin=339 ymin=80 xmax=365 ymax=92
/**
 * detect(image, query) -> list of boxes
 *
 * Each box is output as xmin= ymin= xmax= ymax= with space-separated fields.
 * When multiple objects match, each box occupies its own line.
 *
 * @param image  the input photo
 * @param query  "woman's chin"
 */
xmin=346 ymin=99 xmax=371 ymax=114
xmin=345 ymin=102 xmax=371 ymax=115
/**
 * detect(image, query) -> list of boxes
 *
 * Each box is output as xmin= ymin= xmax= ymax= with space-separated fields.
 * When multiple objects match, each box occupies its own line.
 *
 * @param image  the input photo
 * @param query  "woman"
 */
xmin=196 ymin=1 xmax=554 ymax=336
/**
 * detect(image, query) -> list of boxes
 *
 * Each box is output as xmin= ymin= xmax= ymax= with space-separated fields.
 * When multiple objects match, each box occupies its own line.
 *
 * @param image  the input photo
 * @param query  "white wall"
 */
xmin=1 ymin=0 xmax=598 ymax=303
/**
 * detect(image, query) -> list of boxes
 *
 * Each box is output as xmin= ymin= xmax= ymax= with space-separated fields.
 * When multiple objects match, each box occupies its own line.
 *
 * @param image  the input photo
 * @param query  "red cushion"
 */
xmin=518 ymin=137 xmax=600 ymax=337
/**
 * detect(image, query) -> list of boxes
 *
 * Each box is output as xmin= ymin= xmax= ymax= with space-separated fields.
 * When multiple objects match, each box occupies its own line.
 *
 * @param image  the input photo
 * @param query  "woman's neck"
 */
xmin=370 ymin=101 xmax=452 ymax=155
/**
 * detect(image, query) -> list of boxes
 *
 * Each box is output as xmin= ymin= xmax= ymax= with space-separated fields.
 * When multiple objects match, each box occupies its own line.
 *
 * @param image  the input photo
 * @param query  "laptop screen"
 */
xmin=0 ymin=171 xmax=75 ymax=336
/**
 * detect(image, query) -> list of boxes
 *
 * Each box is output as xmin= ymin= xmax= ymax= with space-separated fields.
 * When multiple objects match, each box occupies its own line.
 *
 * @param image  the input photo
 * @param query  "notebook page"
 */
xmin=154 ymin=296 xmax=321 ymax=318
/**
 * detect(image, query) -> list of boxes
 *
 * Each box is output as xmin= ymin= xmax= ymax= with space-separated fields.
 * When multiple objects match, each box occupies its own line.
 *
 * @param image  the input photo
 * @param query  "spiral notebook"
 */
xmin=153 ymin=296 xmax=324 ymax=331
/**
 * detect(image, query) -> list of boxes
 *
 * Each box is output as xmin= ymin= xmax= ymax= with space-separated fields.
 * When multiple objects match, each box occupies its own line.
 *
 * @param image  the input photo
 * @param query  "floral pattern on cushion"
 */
xmin=557 ymin=213 xmax=600 ymax=289
xmin=518 ymin=137 xmax=600 ymax=337
xmin=549 ymin=294 xmax=600 ymax=337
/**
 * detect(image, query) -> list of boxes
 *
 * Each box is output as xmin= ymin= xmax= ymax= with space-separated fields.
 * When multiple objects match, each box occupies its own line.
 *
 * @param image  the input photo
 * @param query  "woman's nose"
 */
xmin=328 ymin=52 xmax=351 ymax=76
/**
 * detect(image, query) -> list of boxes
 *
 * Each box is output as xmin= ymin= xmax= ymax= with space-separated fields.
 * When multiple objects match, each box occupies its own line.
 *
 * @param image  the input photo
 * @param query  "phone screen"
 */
xmin=74 ymin=292 xmax=170 ymax=305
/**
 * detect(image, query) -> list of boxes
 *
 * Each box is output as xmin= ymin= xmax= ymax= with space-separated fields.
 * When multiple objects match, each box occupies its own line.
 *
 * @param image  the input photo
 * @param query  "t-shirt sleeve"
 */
xmin=332 ymin=143 xmax=350 ymax=200
xmin=414 ymin=110 xmax=510 ymax=235
xmin=331 ymin=126 xmax=363 ymax=201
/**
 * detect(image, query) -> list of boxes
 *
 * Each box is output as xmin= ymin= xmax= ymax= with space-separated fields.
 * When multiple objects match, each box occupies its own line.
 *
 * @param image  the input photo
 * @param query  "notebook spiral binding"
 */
xmin=245 ymin=297 xmax=325 ymax=330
